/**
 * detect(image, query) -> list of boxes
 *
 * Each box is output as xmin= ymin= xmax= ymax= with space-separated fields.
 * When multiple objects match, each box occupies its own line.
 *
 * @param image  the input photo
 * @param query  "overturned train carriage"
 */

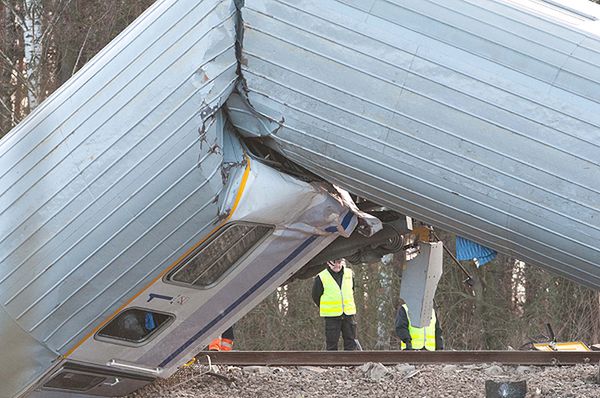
xmin=230 ymin=0 xmax=600 ymax=289
xmin=1 ymin=1 xmax=359 ymax=395
xmin=1 ymin=0 xmax=600 ymax=397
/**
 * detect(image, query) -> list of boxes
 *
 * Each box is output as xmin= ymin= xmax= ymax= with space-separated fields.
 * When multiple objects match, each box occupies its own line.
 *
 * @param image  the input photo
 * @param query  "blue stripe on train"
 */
xmin=158 ymin=210 xmax=354 ymax=367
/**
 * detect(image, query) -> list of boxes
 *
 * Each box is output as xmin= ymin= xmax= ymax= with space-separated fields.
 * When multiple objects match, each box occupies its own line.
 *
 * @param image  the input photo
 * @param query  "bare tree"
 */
xmin=0 ymin=0 xmax=154 ymax=139
xmin=22 ymin=0 xmax=41 ymax=109
xmin=375 ymin=256 xmax=393 ymax=350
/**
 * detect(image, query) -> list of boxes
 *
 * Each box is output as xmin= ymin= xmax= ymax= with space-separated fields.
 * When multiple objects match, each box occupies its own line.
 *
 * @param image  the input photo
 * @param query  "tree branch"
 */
xmin=72 ymin=25 xmax=91 ymax=77
xmin=1 ymin=0 xmax=26 ymax=31
xmin=0 ymin=47 xmax=15 ymax=68
xmin=0 ymin=95 xmax=14 ymax=118
xmin=39 ymin=0 xmax=73 ymax=44
xmin=0 ymin=48 xmax=37 ymax=95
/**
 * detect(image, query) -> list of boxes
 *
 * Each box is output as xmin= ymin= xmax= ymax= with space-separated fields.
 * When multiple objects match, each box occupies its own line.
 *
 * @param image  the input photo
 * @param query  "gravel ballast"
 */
xmin=128 ymin=362 xmax=600 ymax=397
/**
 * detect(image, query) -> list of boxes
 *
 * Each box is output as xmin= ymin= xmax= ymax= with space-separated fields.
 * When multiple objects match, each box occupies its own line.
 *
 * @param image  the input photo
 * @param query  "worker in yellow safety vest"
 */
xmin=208 ymin=325 xmax=234 ymax=351
xmin=312 ymin=258 xmax=358 ymax=350
xmin=395 ymin=302 xmax=443 ymax=351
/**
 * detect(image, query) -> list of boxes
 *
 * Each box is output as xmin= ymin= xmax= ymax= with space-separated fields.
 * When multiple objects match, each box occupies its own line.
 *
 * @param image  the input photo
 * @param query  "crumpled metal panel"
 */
xmin=0 ymin=0 xmax=238 ymax=360
xmin=133 ymin=160 xmax=358 ymax=372
xmin=231 ymin=0 xmax=600 ymax=289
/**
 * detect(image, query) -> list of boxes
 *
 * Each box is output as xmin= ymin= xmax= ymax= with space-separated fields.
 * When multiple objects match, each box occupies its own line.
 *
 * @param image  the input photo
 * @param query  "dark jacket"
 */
xmin=311 ymin=266 xmax=354 ymax=307
xmin=395 ymin=305 xmax=444 ymax=350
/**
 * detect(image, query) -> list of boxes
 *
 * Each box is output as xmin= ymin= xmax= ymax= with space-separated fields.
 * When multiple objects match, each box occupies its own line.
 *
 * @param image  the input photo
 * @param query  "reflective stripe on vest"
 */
xmin=318 ymin=267 xmax=356 ymax=317
xmin=400 ymin=304 xmax=436 ymax=351
xmin=220 ymin=338 xmax=233 ymax=351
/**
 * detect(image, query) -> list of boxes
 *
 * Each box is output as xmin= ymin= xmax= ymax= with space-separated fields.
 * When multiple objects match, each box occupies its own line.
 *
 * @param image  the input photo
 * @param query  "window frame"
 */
xmin=93 ymin=307 xmax=175 ymax=347
xmin=165 ymin=221 xmax=274 ymax=289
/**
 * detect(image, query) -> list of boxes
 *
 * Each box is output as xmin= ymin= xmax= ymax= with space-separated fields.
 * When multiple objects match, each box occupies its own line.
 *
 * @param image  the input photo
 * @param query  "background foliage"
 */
xmin=237 ymin=232 xmax=600 ymax=351
xmin=1 ymin=0 xmax=598 ymax=351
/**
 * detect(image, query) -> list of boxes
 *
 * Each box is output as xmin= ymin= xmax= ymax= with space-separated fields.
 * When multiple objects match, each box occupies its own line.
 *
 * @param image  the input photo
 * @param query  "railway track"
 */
xmin=197 ymin=350 xmax=600 ymax=367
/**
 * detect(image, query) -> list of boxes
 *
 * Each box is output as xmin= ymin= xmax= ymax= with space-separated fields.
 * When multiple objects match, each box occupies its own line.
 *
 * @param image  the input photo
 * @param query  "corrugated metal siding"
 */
xmin=0 ymin=0 xmax=237 ymax=353
xmin=232 ymin=0 xmax=600 ymax=289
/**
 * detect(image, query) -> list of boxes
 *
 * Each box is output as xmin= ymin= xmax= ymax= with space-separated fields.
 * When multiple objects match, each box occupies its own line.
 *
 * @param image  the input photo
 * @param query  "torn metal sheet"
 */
xmin=400 ymin=242 xmax=444 ymax=328
xmin=333 ymin=184 xmax=382 ymax=237
xmin=231 ymin=0 xmax=600 ymax=290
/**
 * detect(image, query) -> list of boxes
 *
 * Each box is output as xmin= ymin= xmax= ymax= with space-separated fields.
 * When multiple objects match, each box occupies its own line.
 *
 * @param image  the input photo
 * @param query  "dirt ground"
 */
xmin=128 ymin=361 xmax=600 ymax=398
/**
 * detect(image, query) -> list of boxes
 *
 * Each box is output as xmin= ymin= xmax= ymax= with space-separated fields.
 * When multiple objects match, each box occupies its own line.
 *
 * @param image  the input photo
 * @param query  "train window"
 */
xmin=97 ymin=308 xmax=173 ymax=343
xmin=168 ymin=223 xmax=273 ymax=287
xmin=43 ymin=371 xmax=105 ymax=391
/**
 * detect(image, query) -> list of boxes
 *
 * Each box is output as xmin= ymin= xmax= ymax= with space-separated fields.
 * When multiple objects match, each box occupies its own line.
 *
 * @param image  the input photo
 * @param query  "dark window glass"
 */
xmin=168 ymin=223 xmax=272 ymax=287
xmin=97 ymin=308 xmax=172 ymax=343
xmin=44 ymin=372 xmax=105 ymax=391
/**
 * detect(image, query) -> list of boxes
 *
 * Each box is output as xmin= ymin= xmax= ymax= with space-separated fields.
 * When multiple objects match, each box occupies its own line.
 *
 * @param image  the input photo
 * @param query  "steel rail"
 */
xmin=197 ymin=350 xmax=600 ymax=366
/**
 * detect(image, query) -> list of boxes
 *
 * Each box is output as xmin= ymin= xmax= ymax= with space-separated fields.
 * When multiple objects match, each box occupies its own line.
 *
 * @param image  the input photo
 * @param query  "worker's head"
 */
xmin=327 ymin=258 xmax=344 ymax=272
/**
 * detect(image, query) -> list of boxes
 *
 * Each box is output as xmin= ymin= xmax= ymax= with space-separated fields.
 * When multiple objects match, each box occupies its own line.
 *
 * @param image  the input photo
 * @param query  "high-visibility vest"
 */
xmin=208 ymin=337 xmax=221 ymax=351
xmin=318 ymin=267 xmax=356 ymax=317
xmin=208 ymin=337 xmax=234 ymax=351
xmin=400 ymin=304 xmax=436 ymax=351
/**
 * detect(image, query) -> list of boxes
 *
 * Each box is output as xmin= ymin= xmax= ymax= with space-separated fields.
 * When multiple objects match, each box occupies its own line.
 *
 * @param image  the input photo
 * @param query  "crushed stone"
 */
xmin=127 ymin=363 xmax=600 ymax=398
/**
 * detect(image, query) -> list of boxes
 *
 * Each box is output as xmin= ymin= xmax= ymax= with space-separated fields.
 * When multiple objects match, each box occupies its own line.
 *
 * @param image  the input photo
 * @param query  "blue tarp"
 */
xmin=456 ymin=236 xmax=497 ymax=267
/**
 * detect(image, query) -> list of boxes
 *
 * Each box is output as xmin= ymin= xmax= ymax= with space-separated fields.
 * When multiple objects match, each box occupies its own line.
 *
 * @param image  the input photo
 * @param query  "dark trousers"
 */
xmin=325 ymin=315 xmax=357 ymax=351
xmin=222 ymin=326 xmax=234 ymax=340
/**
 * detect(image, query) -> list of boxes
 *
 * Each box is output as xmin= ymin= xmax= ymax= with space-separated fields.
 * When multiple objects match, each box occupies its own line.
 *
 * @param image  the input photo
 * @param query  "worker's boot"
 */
xmin=208 ymin=337 xmax=222 ymax=351
xmin=220 ymin=338 xmax=234 ymax=351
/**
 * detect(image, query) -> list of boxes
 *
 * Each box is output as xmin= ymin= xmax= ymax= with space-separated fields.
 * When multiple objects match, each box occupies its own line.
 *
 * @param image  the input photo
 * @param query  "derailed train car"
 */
xmin=17 ymin=116 xmax=361 ymax=397
xmin=2 ymin=0 xmax=600 ymax=397
xmin=0 ymin=2 xmax=391 ymax=396
xmin=229 ymin=0 xmax=600 ymax=289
